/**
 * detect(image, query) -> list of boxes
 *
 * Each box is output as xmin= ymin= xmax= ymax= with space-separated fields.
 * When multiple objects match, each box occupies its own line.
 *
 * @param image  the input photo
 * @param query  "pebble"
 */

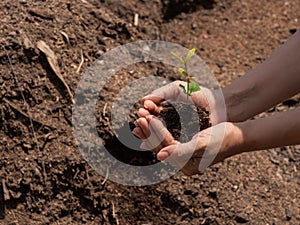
xmin=8 ymin=31 xmax=16 ymax=36
xmin=285 ymin=208 xmax=292 ymax=220
xmin=232 ymin=185 xmax=238 ymax=191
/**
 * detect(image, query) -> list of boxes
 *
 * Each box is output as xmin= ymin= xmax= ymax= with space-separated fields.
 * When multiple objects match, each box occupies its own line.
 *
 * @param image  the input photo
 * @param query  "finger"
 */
xmin=190 ymin=86 xmax=211 ymax=108
xmin=142 ymin=95 xmax=165 ymax=104
xmin=148 ymin=117 xmax=175 ymax=147
xmin=136 ymin=118 xmax=151 ymax=138
xmin=140 ymin=141 xmax=164 ymax=153
xmin=144 ymin=81 xmax=197 ymax=104
xmin=143 ymin=100 xmax=162 ymax=116
xmin=132 ymin=127 xmax=146 ymax=139
xmin=157 ymin=142 xmax=197 ymax=170
xmin=141 ymin=116 xmax=175 ymax=153
xmin=137 ymin=107 xmax=150 ymax=118
xmin=137 ymin=117 xmax=164 ymax=150
xmin=157 ymin=145 xmax=199 ymax=176
xmin=142 ymin=82 xmax=178 ymax=104
xmin=157 ymin=145 xmax=176 ymax=161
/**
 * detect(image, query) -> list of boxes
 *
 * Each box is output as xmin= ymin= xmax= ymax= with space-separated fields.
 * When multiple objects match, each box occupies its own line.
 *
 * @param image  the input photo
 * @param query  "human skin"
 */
xmin=134 ymin=108 xmax=300 ymax=175
xmin=132 ymin=31 xmax=300 ymax=175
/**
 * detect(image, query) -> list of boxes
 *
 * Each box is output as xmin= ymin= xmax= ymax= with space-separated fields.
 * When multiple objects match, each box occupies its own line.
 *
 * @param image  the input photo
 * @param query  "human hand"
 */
xmin=137 ymin=81 xmax=226 ymax=126
xmin=132 ymin=116 xmax=243 ymax=176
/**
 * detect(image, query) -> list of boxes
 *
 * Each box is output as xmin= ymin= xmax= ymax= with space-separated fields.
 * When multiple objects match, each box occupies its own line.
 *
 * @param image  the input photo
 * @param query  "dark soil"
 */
xmin=159 ymin=104 xmax=210 ymax=142
xmin=0 ymin=0 xmax=299 ymax=224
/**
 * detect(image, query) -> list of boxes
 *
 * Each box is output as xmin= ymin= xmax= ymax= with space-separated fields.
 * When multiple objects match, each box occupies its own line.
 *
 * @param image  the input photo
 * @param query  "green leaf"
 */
xmin=179 ymin=84 xmax=187 ymax=94
xmin=171 ymin=52 xmax=185 ymax=63
xmin=178 ymin=68 xmax=187 ymax=76
xmin=185 ymin=48 xmax=196 ymax=62
xmin=188 ymin=82 xmax=201 ymax=93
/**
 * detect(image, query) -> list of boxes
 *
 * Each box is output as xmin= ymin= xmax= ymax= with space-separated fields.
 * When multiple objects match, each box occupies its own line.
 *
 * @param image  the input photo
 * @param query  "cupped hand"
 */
xmin=132 ymin=115 xmax=243 ymax=176
xmin=137 ymin=81 xmax=226 ymax=126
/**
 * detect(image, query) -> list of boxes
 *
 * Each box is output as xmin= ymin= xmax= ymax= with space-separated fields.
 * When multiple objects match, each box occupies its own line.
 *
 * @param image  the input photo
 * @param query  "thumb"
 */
xmin=157 ymin=145 xmax=174 ymax=161
xmin=157 ymin=141 xmax=197 ymax=169
xmin=142 ymin=82 xmax=178 ymax=104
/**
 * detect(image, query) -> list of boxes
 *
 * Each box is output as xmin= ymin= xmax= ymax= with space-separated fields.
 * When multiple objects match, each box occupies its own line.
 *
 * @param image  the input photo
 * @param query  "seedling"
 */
xmin=172 ymin=48 xmax=201 ymax=98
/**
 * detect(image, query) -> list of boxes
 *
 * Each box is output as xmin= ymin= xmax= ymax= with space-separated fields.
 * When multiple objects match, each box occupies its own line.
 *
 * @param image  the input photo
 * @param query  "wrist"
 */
xmin=232 ymin=108 xmax=300 ymax=152
xmin=224 ymin=122 xmax=246 ymax=157
xmin=233 ymin=120 xmax=256 ymax=153
xmin=222 ymin=74 xmax=258 ymax=122
xmin=212 ymin=122 xmax=246 ymax=164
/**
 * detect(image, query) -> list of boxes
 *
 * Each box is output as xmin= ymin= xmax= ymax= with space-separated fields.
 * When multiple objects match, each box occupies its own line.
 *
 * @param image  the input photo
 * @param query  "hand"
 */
xmin=133 ymin=116 xmax=243 ymax=176
xmin=137 ymin=81 xmax=226 ymax=126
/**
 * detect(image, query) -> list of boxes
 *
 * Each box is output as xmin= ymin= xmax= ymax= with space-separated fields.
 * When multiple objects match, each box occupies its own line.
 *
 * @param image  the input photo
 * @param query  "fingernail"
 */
xmin=143 ymin=102 xmax=149 ymax=109
xmin=157 ymin=151 xmax=169 ymax=161
xmin=145 ymin=115 xmax=152 ymax=122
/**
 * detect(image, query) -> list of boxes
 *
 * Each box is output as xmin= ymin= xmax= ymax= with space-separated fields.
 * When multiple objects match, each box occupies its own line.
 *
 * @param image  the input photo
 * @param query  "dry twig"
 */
xmin=101 ymin=168 xmax=109 ymax=185
xmin=76 ymin=49 xmax=84 ymax=73
xmin=134 ymin=13 xmax=139 ymax=27
xmin=37 ymin=40 xmax=74 ymax=103
xmin=103 ymin=103 xmax=107 ymax=116
xmin=112 ymin=202 xmax=119 ymax=225
xmin=28 ymin=8 xmax=54 ymax=20
xmin=60 ymin=31 xmax=70 ymax=46
xmin=2 ymin=180 xmax=10 ymax=201
xmin=3 ymin=98 xmax=55 ymax=129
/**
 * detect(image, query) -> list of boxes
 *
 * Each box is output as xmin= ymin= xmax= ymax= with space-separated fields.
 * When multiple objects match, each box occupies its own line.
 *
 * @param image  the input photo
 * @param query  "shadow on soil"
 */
xmin=162 ymin=0 xmax=215 ymax=20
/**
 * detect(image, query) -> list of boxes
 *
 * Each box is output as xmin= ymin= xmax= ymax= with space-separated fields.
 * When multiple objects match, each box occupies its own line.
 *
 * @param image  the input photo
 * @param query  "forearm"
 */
xmin=234 ymin=107 xmax=300 ymax=154
xmin=223 ymin=30 xmax=300 ymax=122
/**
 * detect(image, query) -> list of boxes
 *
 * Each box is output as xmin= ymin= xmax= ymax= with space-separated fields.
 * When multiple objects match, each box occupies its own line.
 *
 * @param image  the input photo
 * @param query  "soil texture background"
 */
xmin=0 ymin=0 xmax=299 ymax=224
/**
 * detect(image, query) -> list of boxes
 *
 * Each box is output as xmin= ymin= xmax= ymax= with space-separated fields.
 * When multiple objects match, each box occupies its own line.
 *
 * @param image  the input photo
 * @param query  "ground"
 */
xmin=0 ymin=0 xmax=299 ymax=224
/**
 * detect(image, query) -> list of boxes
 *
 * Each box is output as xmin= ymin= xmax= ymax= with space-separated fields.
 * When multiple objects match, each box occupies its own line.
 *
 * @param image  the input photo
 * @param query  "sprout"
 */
xmin=171 ymin=48 xmax=201 ymax=98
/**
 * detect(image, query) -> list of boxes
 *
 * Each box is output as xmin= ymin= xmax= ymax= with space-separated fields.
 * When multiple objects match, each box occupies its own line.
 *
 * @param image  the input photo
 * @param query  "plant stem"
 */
xmin=184 ymin=62 xmax=190 ymax=97
xmin=184 ymin=62 xmax=191 ymax=98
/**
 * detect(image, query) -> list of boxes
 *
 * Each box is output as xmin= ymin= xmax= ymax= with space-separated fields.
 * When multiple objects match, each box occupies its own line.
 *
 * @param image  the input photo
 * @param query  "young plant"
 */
xmin=172 ymin=48 xmax=201 ymax=98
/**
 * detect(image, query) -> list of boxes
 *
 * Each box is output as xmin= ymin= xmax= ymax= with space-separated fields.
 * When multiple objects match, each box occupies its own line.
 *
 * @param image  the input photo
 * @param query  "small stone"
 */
xmin=8 ymin=31 xmax=16 ymax=36
xmin=96 ymin=49 xmax=104 ymax=56
xmin=11 ymin=91 xmax=18 ymax=97
xmin=289 ymin=28 xmax=297 ymax=34
xmin=235 ymin=214 xmax=249 ymax=223
xmin=23 ymin=143 xmax=32 ymax=149
xmin=285 ymin=208 xmax=292 ymax=220
xmin=232 ymin=185 xmax=238 ymax=191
